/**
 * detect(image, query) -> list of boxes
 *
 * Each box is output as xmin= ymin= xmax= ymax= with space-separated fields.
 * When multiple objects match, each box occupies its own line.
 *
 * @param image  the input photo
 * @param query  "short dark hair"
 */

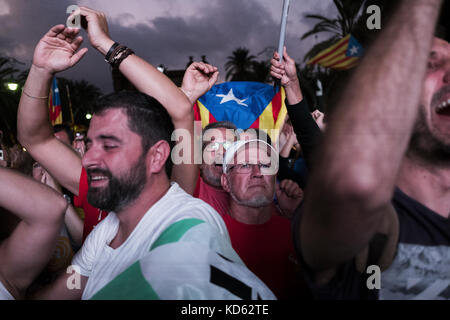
xmin=203 ymin=121 xmax=237 ymax=133
xmin=202 ymin=121 xmax=238 ymax=151
xmin=93 ymin=91 xmax=175 ymax=177
xmin=53 ymin=124 xmax=74 ymax=143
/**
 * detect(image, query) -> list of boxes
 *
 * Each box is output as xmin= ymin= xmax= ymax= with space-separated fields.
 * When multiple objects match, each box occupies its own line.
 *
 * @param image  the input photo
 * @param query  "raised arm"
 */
xmin=0 ymin=167 xmax=67 ymax=298
xmin=17 ymin=25 xmax=87 ymax=195
xmin=271 ymin=48 xmax=322 ymax=170
xmin=299 ymin=0 xmax=443 ymax=271
xmin=77 ymin=7 xmax=219 ymax=194
xmin=174 ymin=61 xmax=220 ymax=193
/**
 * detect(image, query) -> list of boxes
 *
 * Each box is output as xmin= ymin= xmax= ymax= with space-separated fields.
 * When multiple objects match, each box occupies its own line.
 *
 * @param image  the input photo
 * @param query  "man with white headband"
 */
xmin=220 ymin=131 xmax=307 ymax=299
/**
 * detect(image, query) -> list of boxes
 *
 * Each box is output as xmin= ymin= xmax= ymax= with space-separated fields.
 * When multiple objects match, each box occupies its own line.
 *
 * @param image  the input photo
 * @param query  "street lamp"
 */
xmin=6 ymin=83 xmax=18 ymax=91
xmin=86 ymin=113 xmax=92 ymax=120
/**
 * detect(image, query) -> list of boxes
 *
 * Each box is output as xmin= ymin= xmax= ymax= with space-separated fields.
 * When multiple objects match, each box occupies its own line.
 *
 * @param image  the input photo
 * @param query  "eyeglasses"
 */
xmin=204 ymin=141 xmax=233 ymax=152
xmin=227 ymin=162 xmax=275 ymax=175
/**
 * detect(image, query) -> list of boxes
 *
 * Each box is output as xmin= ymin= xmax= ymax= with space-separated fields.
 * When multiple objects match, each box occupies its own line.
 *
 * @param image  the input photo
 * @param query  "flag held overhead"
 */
xmin=307 ymin=34 xmax=364 ymax=70
xmin=194 ymin=82 xmax=287 ymax=141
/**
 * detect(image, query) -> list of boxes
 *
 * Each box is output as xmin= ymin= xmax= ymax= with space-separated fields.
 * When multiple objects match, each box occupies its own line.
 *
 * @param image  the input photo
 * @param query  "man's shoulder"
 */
xmin=197 ymin=177 xmax=229 ymax=197
xmin=165 ymin=183 xmax=221 ymax=212
xmin=156 ymin=183 xmax=226 ymax=230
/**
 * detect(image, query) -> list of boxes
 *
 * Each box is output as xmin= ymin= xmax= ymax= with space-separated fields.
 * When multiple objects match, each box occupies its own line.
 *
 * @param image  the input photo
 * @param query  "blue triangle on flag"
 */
xmin=198 ymin=82 xmax=278 ymax=129
xmin=346 ymin=35 xmax=364 ymax=57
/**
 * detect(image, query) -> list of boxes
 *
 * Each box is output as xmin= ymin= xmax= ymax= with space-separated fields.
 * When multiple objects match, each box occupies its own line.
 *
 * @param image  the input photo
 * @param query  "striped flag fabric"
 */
xmin=307 ymin=34 xmax=364 ymax=70
xmin=194 ymin=82 xmax=287 ymax=141
xmin=49 ymin=77 xmax=63 ymax=125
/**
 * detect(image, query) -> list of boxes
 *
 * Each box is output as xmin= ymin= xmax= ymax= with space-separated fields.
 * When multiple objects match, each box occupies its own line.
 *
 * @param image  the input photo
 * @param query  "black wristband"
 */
xmin=105 ymin=42 xmax=120 ymax=61
xmin=112 ymin=48 xmax=135 ymax=69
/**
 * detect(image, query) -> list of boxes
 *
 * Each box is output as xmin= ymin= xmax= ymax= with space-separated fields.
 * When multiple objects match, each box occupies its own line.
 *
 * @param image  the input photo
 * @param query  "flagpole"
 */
xmin=275 ymin=0 xmax=290 ymax=91
xmin=277 ymin=0 xmax=290 ymax=64
xmin=66 ymin=84 xmax=75 ymax=126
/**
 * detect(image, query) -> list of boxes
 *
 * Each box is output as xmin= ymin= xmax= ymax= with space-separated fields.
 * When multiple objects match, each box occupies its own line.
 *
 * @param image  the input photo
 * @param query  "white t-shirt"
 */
xmin=0 ymin=280 xmax=14 ymax=300
xmin=73 ymin=183 xmax=230 ymax=300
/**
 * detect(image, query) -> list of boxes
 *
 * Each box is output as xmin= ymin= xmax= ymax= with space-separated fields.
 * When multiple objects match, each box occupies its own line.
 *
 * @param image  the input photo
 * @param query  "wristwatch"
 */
xmin=63 ymin=194 xmax=72 ymax=204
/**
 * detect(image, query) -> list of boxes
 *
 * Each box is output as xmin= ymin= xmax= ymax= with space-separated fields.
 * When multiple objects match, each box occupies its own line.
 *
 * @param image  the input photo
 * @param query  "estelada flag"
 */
xmin=194 ymin=82 xmax=287 ymax=142
xmin=307 ymin=34 xmax=364 ymax=70
xmin=49 ymin=77 xmax=63 ymax=126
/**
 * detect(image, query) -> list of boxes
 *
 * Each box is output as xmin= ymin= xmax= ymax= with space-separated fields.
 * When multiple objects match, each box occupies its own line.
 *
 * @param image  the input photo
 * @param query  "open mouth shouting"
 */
xmin=436 ymin=97 xmax=450 ymax=118
xmin=433 ymin=86 xmax=450 ymax=120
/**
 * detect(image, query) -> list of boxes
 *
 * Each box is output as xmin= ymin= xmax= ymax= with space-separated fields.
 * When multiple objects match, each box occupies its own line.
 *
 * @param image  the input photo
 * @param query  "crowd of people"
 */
xmin=0 ymin=0 xmax=449 ymax=300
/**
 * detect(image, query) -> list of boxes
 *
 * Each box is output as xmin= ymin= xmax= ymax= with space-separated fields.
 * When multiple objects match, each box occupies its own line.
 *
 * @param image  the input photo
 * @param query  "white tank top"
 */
xmin=0 ymin=280 xmax=14 ymax=300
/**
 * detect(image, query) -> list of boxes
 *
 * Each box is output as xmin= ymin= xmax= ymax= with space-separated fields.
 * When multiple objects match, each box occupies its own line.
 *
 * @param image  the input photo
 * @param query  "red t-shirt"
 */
xmin=193 ymin=175 xmax=230 ymax=217
xmin=221 ymin=211 xmax=304 ymax=299
xmin=74 ymin=168 xmax=109 ymax=242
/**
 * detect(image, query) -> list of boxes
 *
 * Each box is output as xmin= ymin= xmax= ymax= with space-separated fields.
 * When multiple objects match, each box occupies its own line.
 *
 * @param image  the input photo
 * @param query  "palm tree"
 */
xmin=57 ymin=78 xmax=102 ymax=127
xmin=301 ymin=0 xmax=396 ymax=62
xmin=251 ymin=61 xmax=271 ymax=83
xmin=225 ymin=47 xmax=257 ymax=81
xmin=298 ymin=0 xmax=396 ymax=115
xmin=301 ymin=0 xmax=367 ymax=62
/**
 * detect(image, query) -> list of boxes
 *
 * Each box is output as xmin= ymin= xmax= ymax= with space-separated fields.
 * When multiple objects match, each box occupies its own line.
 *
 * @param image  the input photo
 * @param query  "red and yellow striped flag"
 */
xmin=307 ymin=34 xmax=364 ymax=70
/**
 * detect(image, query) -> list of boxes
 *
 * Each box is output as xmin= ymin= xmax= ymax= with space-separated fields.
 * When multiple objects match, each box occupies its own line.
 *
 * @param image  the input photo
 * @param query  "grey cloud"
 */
xmin=0 ymin=0 xmax=335 ymax=93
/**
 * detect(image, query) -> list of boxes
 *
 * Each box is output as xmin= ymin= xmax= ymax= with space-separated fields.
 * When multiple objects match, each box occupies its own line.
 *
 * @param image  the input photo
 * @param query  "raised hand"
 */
xmin=311 ymin=110 xmax=326 ymax=131
xmin=270 ymin=47 xmax=298 ymax=88
xmin=32 ymin=25 xmax=88 ymax=75
xmin=181 ymin=62 xmax=219 ymax=105
xmin=73 ymin=7 xmax=114 ymax=55
xmin=276 ymin=179 xmax=304 ymax=219
xmin=41 ymin=170 xmax=62 ymax=193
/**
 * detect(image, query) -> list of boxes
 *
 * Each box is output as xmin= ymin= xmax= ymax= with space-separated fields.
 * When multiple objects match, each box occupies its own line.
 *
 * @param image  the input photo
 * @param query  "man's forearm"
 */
xmin=286 ymin=100 xmax=322 ymax=170
xmin=284 ymin=79 xmax=303 ymax=105
xmin=301 ymin=0 xmax=442 ymax=269
xmin=64 ymin=205 xmax=84 ymax=246
xmin=311 ymin=0 xmax=442 ymax=203
xmin=119 ymin=55 xmax=191 ymax=122
xmin=0 ymin=168 xmax=66 ymax=225
xmin=17 ymin=66 xmax=54 ymax=146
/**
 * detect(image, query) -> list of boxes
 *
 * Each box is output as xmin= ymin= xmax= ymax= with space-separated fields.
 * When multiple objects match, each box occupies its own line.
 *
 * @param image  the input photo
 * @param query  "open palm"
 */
xmin=32 ymin=25 xmax=88 ymax=75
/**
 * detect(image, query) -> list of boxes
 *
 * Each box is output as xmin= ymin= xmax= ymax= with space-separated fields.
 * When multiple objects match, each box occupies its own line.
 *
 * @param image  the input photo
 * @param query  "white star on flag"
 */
xmin=349 ymin=46 xmax=359 ymax=55
xmin=216 ymin=89 xmax=248 ymax=107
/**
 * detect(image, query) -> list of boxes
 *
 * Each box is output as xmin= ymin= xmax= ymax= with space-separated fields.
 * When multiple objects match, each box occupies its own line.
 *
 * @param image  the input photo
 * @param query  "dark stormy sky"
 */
xmin=0 ymin=0 xmax=337 ymax=93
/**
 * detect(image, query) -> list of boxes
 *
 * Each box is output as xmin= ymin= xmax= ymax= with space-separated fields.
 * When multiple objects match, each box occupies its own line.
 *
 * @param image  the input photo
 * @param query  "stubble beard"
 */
xmin=407 ymin=106 xmax=450 ymax=168
xmin=200 ymin=165 xmax=223 ymax=188
xmin=228 ymin=185 xmax=273 ymax=208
